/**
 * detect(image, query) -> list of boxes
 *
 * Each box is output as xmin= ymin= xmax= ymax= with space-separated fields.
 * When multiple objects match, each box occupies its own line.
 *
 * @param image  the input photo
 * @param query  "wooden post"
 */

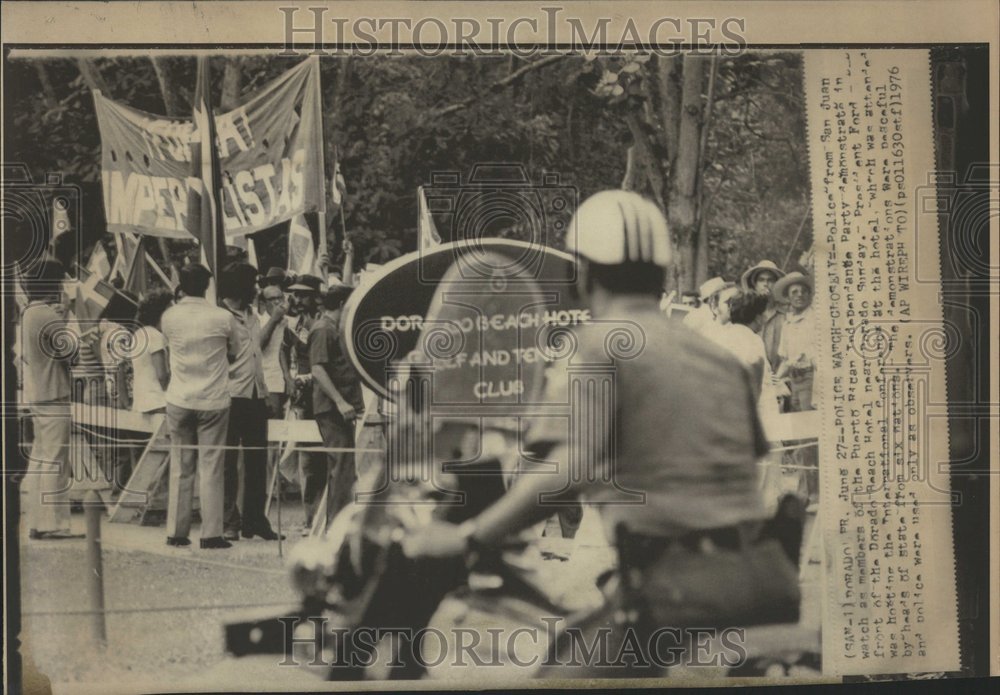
xmin=84 ymin=489 xmax=108 ymax=647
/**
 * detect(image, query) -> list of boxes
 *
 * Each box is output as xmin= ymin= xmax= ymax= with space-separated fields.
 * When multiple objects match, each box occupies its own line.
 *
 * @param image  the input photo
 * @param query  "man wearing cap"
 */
xmin=682 ymin=276 xmax=729 ymax=334
xmin=283 ymin=274 xmax=324 ymax=529
xmin=741 ymin=260 xmax=786 ymax=372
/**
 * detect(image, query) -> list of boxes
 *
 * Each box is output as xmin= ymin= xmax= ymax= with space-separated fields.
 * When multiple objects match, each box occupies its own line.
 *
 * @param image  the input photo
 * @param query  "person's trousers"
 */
xmin=788 ymin=368 xmax=817 ymax=502
xmin=302 ymin=410 xmax=356 ymax=528
xmin=25 ymin=401 xmax=72 ymax=533
xmin=264 ymin=391 xmax=288 ymax=492
xmin=223 ymin=396 xmax=271 ymax=533
xmin=788 ymin=368 xmax=814 ymax=412
xmin=165 ymin=403 xmax=229 ymax=539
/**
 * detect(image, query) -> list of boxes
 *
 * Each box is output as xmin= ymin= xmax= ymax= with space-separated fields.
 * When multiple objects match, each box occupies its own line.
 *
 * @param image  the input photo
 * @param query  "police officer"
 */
xmin=402 ymin=190 xmax=796 ymax=676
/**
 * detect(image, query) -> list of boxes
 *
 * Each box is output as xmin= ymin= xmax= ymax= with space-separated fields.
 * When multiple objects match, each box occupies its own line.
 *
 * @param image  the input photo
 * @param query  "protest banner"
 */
xmin=94 ymin=57 xmax=324 ymax=240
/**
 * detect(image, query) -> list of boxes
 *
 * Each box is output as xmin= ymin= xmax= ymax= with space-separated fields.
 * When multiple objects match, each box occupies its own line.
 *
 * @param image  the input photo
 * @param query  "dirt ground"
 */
xmin=16 ymin=495 xmax=822 ymax=693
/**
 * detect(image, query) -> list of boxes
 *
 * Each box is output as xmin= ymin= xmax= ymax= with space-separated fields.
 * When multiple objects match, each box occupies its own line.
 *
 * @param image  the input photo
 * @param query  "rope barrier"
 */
xmin=24 ymin=601 xmax=296 ymax=617
xmin=73 ymin=423 xmax=385 ymax=454
xmin=757 ymin=461 xmax=819 ymax=471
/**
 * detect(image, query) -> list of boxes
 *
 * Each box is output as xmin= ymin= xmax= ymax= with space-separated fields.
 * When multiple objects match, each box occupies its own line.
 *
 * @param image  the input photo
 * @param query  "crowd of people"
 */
xmin=17 ymin=256 xmax=363 ymax=548
xmin=15 ymin=189 xmax=821 ymax=679
xmin=667 ymin=259 xmax=818 ymax=506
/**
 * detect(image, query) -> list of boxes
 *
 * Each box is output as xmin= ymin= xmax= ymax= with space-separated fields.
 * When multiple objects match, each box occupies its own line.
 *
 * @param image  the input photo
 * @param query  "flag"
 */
xmin=229 ymin=234 xmax=260 ymax=270
xmin=110 ymin=233 xmax=136 ymax=279
xmin=287 ymin=213 xmax=317 ymax=276
xmin=122 ymin=237 xmax=149 ymax=297
xmin=86 ymin=241 xmax=112 ymax=280
xmin=417 ymin=186 xmax=441 ymax=251
xmin=186 ymin=56 xmax=226 ymax=296
xmin=71 ymin=263 xmax=116 ymax=322
xmin=246 ymin=236 xmax=259 ymax=269
xmin=331 ymin=147 xmax=347 ymax=209
xmin=12 ymin=262 xmax=30 ymax=314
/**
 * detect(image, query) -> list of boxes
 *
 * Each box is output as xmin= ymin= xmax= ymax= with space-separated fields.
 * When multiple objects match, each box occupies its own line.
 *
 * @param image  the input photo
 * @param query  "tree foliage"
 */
xmin=4 ymin=51 xmax=810 ymax=287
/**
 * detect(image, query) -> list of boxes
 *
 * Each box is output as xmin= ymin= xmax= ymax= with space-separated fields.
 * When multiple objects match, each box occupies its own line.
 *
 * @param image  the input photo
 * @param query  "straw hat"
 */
xmin=698 ymin=276 xmax=730 ymax=301
xmin=740 ymin=260 xmax=785 ymax=290
xmin=772 ymin=271 xmax=813 ymax=300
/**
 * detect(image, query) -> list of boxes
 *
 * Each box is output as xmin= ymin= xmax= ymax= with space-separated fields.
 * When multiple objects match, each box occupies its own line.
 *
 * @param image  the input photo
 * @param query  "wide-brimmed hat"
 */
xmin=772 ymin=271 xmax=813 ymax=300
xmin=287 ymin=274 xmax=322 ymax=293
xmin=741 ymin=260 xmax=785 ymax=290
xmin=698 ymin=276 xmax=730 ymax=301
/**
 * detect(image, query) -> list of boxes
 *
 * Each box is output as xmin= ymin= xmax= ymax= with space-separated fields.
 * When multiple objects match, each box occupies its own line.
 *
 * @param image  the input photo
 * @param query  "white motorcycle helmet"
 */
xmin=566 ymin=190 xmax=673 ymax=268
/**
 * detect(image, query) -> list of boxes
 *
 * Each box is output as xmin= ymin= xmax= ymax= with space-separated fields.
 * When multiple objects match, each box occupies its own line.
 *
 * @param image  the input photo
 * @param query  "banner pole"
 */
xmin=317 ymin=211 xmax=328 ymax=282
xmin=314 ymin=56 xmax=328 ymax=284
xmin=340 ymin=206 xmax=353 ymax=284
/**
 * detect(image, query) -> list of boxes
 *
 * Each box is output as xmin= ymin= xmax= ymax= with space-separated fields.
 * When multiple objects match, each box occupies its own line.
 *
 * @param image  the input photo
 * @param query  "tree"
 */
xmin=5 ymin=51 xmax=808 ymax=285
xmin=574 ymin=51 xmax=809 ymax=292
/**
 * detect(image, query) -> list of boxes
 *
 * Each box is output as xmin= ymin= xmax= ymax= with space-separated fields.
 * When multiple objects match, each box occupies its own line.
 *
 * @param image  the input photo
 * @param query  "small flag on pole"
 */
xmin=71 ymin=264 xmax=116 ymax=322
xmin=287 ymin=214 xmax=317 ymax=277
xmin=246 ymin=236 xmax=259 ymax=269
xmin=331 ymin=148 xmax=347 ymax=209
xmin=122 ymin=237 xmax=149 ymax=297
xmin=86 ymin=241 xmax=112 ymax=280
xmin=417 ymin=186 xmax=441 ymax=251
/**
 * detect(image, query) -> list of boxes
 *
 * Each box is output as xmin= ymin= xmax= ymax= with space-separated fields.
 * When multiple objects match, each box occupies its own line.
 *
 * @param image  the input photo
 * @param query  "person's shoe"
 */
xmin=223 ymin=528 xmax=241 ymax=541
xmin=200 ymin=536 xmax=233 ymax=549
xmin=242 ymin=527 xmax=285 ymax=541
xmin=30 ymin=529 xmax=84 ymax=540
xmin=141 ymin=510 xmax=167 ymax=527
xmin=166 ymin=536 xmax=191 ymax=547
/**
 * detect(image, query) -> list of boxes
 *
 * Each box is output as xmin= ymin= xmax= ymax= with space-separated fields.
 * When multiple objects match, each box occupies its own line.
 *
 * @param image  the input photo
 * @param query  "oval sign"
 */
xmin=342 ymin=239 xmax=584 ymax=400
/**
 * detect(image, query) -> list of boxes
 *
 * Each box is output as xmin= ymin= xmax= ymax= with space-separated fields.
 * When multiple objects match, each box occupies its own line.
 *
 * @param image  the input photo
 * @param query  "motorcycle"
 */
xmin=225 ymin=417 xmax=570 ymax=682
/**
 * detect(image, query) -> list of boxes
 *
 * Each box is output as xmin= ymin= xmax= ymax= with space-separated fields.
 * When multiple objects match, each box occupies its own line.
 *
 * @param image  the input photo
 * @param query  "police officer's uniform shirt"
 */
xmin=528 ymin=306 xmax=769 ymax=540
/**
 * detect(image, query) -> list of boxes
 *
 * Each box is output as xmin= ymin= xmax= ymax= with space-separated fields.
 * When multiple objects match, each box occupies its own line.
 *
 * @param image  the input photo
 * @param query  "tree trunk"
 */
xmin=76 ymin=58 xmax=112 ymax=95
xmin=220 ymin=57 xmax=243 ymax=111
xmin=654 ymin=55 xmax=683 ymax=162
xmin=666 ymin=56 xmax=707 ymax=292
xmin=34 ymin=62 xmax=58 ymax=110
xmin=150 ymin=57 xmax=185 ymax=117
xmin=693 ymin=56 xmax=719 ymax=288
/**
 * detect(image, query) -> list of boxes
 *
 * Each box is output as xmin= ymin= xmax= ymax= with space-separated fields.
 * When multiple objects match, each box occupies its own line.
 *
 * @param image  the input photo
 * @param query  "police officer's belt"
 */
xmin=624 ymin=525 xmax=745 ymax=567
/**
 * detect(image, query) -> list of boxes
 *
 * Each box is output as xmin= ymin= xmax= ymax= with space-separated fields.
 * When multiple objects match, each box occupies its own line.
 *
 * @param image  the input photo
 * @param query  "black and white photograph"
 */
xmin=1 ymin=2 xmax=996 ymax=693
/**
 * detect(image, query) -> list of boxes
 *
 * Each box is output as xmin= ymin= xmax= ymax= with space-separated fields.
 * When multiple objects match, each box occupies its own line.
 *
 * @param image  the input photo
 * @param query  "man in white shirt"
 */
xmin=772 ymin=271 xmax=818 ymax=505
xmin=741 ymin=260 xmax=787 ymax=375
xmin=19 ymin=260 xmax=81 ymax=539
xmin=773 ymin=272 xmax=816 ymax=412
xmin=256 ymin=284 xmax=290 ymax=418
xmin=160 ymin=264 xmax=236 ymax=549
xmin=683 ymin=276 xmax=731 ymax=335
